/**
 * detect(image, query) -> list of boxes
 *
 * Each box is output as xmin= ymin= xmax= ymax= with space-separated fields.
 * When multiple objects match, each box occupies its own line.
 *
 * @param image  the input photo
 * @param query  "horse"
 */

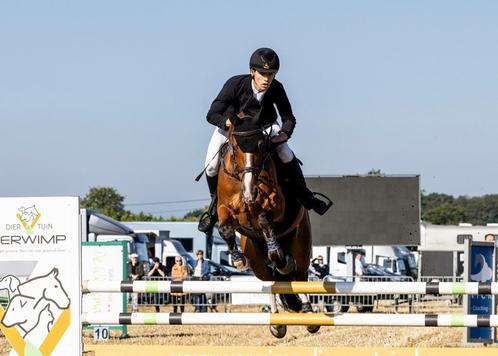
xmin=216 ymin=116 xmax=316 ymax=337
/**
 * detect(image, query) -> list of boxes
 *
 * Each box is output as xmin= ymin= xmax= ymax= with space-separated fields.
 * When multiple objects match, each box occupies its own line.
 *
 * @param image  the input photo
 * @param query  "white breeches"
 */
xmin=204 ymin=124 xmax=294 ymax=177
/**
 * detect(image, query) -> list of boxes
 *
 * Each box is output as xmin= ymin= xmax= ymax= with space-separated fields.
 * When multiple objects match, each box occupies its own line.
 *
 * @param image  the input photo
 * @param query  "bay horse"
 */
xmin=216 ymin=116 xmax=316 ymax=336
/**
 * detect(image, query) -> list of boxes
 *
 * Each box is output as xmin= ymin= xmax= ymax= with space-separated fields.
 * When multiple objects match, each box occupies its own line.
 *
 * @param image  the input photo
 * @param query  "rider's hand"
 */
xmin=271 ymin=131 xmax=289 ymax=143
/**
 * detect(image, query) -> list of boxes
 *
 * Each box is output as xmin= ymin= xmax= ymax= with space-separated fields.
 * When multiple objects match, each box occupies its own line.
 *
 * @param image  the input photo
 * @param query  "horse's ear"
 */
xmin=51 ymin=268 xmax=59 ymax=277
xmin=8 ymin=277 xmax=16 ymax=293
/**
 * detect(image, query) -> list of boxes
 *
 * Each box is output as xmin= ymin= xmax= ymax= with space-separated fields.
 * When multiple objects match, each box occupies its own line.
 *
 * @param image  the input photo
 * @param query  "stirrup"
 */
xmin=313 ymin=192 xmax=333 ymax=207
xmin=312 ymin=192 xmax=334 ymax=215
xmin=198 ymin=212 xmax=215 ymax=233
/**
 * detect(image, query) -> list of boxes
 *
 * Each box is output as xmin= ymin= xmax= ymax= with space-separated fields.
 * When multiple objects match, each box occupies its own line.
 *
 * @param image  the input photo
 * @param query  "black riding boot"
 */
xmin=198 ymin=175 xmax=218 ymax=233
xmin=282 ymin=157 xmax=332 ymax=215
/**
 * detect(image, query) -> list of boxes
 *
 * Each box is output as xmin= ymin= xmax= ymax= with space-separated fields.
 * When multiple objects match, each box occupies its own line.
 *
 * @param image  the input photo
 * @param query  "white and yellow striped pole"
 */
xmin=82 ymin=280 xmax=498 ymax=295
xmin=81 ymin=312 xmax=498 ymax=327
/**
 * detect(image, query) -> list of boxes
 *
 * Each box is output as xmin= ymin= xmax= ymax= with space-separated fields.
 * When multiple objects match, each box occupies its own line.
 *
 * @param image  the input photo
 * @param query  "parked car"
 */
xmin=311 ymin=263 xmax=408 ymax=313
xmin=185 ymin=258 xmax=253 ymax=278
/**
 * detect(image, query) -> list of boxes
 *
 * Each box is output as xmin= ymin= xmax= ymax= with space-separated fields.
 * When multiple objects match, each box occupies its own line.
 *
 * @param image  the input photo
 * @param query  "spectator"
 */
xmin=485 ymin=233 xmax=495 ymax=242
xmin=147 ymin=257 xmax=166 ymax=312
xmin=148 ymin=257 xmax=166 ymax=278
xmin=354 ymin=252 xmax=365 ymax=279
xmin=171 ymin=255 xmax=189 ymax=313
xmin=310 ymin=255 xmax=329 ymax=279
xmin=193 ymin=250 xmax=210 ymax=312
xmin=127 ymin=253 xmax=144 ymax=280
xmin=127 ymin=253 xmax=144 ymax=312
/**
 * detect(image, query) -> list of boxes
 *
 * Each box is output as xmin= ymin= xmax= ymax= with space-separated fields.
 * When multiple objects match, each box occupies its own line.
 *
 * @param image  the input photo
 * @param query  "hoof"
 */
xmin=279 ymin=293 xmax=302 ymax=313
xmin=231 ymin=250 xmax=249 ymax=271
xmin=276 ymin=255 xmax=295 ymax=275
xmin=233 ymin=257 xmax=249 ymax=271
xmin=270 ymin=325 xmax=287 ymax=338
xmin=267 ymin=247 xmax=284 ymax=264
xmin=306 ymin=325 xmax=320 ymax=334
xmin=301 ymin=302 xmax=313 ymax=313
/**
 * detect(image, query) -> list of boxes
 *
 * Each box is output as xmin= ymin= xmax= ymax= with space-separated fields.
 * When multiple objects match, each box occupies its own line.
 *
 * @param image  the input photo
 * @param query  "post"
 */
xmin=464 ymin=236 xmax=495 ymax=344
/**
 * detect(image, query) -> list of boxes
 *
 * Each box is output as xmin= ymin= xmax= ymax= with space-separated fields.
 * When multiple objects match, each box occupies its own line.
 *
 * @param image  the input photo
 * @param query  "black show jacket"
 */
xmin=206 ymin=74 xmax=296 ymax=138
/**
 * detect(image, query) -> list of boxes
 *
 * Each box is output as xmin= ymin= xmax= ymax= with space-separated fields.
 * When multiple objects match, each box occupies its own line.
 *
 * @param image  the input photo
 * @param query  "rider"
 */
xmin=198 ymin=47 xmax=332 ymax=233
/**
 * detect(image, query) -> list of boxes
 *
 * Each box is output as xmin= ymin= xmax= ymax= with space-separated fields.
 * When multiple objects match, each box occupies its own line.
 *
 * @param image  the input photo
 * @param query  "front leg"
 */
xmin=218 ymin=205 xmax=247 ymax=270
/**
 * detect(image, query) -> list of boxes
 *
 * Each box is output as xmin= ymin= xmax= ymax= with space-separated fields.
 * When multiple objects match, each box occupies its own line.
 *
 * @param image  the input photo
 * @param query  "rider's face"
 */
xmin=251 ymin=69 xmax=275 ymax=92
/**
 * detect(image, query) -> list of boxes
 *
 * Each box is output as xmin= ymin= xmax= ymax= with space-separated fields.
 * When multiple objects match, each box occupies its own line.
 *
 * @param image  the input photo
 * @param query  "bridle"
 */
xmin=221 ymin=126 xmax=274 ymax=183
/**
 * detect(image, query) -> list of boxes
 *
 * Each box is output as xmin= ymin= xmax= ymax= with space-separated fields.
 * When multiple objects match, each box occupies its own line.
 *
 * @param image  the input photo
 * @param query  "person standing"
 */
xmin=311 ymin=255 xmax=329 ymax=279
xmin=193 ymin=250 xmax=210 ymax=312
xmin=147 ymin=257 xmax=166 ymax=312
xmin=127 ymin=253 xmax=144 ymax=312
xmin=127 ymin=253 xmax=144 ymax=280
xmin=147 ymin=257 xmax=166 ymax=278
xmin=354 ymin=253 xmax=365 ymax=279
xmin=171 ymin=255 xmax=189 ymax=313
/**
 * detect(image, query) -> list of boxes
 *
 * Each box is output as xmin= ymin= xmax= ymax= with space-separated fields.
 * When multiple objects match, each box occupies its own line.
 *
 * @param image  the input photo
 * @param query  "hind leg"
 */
xmin=258 ymin=212 xmax=295 ymax=276
xmin=282 ymin=213 xmax=315 ymax=315
xmin=280 ymin=213 xmax=312 ymax=282
xmin=241 ymin=236 xmax=273 ymax=280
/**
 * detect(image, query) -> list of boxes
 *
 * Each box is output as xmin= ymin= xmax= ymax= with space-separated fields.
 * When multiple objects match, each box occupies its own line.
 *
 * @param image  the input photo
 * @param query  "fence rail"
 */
xmin=83 ymin=280 xmax=498 ymax=295
xmin=82 ymin=312 xmax=498 ymax=327
xmin=91 ymin=275 xmax=467 ymax=313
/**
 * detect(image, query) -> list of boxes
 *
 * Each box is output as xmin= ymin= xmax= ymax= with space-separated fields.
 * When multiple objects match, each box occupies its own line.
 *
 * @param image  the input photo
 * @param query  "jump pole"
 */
xmin=81 ymin=312 xmax=498 ymax=327
xmin=82 ymin=280 xmax=498 ymax=295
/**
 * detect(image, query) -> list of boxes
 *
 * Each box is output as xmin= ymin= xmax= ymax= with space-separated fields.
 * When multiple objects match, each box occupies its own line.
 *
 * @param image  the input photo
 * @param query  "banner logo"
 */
xmin=16 ymin=205 xmax=42 ymax=234
xmin=0 ymin=268 xmax=71 ymax=355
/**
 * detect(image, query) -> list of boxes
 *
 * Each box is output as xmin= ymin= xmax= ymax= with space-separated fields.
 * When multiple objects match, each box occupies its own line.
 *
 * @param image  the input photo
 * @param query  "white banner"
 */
xmin=0 ymin=197 xmax=81 ymax=356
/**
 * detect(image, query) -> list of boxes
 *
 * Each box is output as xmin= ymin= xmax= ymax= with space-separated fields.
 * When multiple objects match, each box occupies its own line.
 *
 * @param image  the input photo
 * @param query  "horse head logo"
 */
xmin=16 ymin=205 xmax=41 ymax=234
xmin=40 ymin=269 xmax=70 ymax=310
xmin=18 ymin=206 xmax=39 ymax=225
xmin=471 ymin=253 xmax=493 ymax=282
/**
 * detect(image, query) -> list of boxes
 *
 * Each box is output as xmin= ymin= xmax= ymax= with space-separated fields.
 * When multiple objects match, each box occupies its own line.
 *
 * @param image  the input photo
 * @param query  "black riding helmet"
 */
xmin=249 ymin=48 xmax=280 ymax=74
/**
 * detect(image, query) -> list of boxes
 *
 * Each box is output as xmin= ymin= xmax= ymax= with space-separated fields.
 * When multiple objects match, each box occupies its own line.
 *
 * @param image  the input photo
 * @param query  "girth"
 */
xmin=236 ymin=206 xmax=305 ymax=240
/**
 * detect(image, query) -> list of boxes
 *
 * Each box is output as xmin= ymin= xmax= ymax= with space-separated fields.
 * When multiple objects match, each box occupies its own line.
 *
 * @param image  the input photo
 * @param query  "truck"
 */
xmin=81 ymin=209 xmax=150 ymax=263
xmin=123 ymin=221 xmax=234 ymax=266
xmin=312 ymin=245 xmax=418 ymax=279
xmin=82 ymin=210 xmax=198 ymax=271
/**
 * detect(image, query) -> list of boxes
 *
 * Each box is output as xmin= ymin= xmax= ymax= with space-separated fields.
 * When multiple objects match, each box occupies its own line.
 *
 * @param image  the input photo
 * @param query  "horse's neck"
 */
xmin=222 ymin=143 xmax=239 ymax=176
xmin=18 ymin=276 xmax=46 ymax=297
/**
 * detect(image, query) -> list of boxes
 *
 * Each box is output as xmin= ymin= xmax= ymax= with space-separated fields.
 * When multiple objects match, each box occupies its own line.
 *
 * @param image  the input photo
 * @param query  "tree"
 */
xmin=119 ymin=210 xmax=165 ymax=222
xmin=81 ymin=187 xmax=126 ymax=219
xmin=367 ymin=169 xmax=382 ymax=176
xmin=166 ymin=207 xmax=206 ymax=222
xmin=458 ymin=194 xmax=498 ymax=225
xmin=422 ymin=204 xmax=466 ymax=225
xmin=81 ymin=186 xmax=165 ymax=222
xmin=421 ymin=192 xmax=498 ymax=225
xmin=421 ymin=192 xmax=455 ymax=212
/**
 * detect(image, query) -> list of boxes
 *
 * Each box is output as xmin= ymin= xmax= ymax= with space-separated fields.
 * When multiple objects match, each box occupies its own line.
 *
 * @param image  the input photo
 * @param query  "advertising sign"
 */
xmin=467 ymin=241 xmax=495 ymax=343
xmin=82 ymin=241 xmax=127 ymax=337
xmin=0 ymin=197 xmax=81 ymax=355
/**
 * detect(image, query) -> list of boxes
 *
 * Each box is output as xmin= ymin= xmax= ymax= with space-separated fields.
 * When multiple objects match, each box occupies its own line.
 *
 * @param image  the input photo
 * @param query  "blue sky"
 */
xmin=1 ymin=1 xmax=497 ymax=217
